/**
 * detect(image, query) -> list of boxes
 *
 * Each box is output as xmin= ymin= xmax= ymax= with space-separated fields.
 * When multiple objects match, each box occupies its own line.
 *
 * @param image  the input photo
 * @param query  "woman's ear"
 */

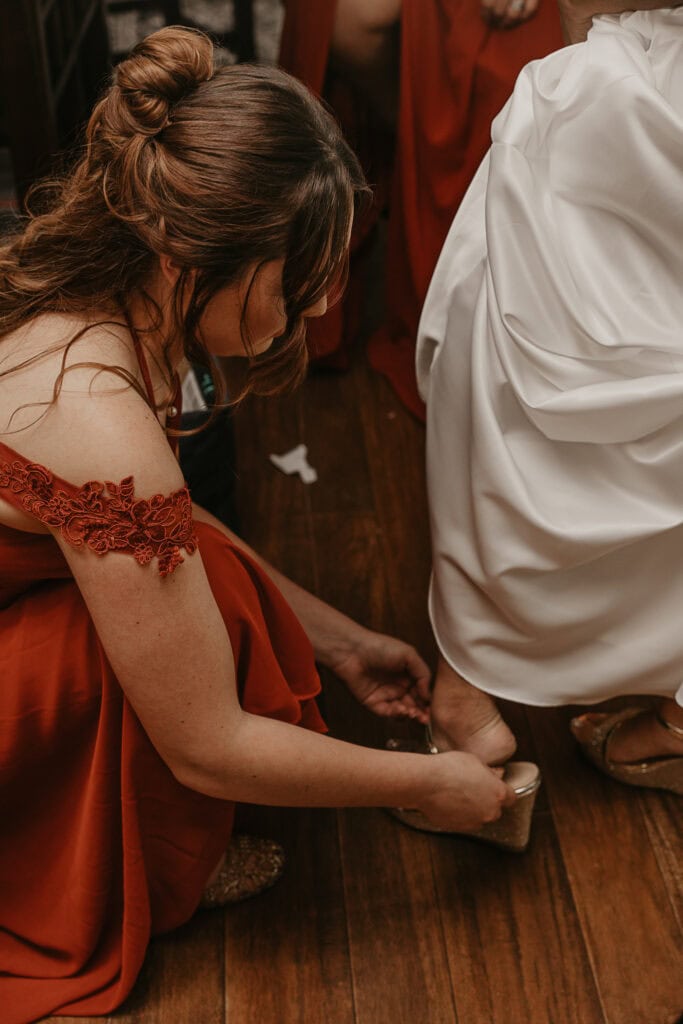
xmin=158 ymin=254 xmax=183 ymax=287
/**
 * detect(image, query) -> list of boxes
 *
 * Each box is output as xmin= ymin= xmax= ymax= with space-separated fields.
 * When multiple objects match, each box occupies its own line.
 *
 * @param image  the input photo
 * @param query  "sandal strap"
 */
xmin=425 ymin=722 xmax=440 ymax=754
xmin=602 ymin=707 xmax=645 ymax=766
xmin=655 ymin=706 xmax=683 ymax=740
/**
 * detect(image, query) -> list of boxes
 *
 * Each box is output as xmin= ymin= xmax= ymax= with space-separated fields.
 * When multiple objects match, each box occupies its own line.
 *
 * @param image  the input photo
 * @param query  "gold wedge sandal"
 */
xmin=571 ymin=706 xmax=683 ymax=795
xmin=385 ymin=734 xmax=541 ymax=852
xmin=199 ymin=835 xmax=285 ymax=908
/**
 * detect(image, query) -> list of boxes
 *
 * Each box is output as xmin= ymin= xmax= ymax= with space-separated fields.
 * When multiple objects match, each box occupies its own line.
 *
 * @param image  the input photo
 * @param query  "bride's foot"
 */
xmin=571 ymin=701 xmax=683 ymax=795
xmin=429 ymin=657 xmax=517 ymax=766
xmin=572 ymin=701 xmax=683 ymax=765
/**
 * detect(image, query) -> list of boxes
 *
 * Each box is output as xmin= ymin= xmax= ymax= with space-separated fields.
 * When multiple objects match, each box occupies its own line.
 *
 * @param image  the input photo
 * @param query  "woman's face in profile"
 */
xmin=199 ymin=259 xmax=328 ymax=358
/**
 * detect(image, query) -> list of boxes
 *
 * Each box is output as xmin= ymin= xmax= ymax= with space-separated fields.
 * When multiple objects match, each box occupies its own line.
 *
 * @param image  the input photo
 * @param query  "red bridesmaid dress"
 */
xmin=280 ymin=0 xmax=564 ymax=418
xmin=0 ymin=345 xmax=325 ymax=1023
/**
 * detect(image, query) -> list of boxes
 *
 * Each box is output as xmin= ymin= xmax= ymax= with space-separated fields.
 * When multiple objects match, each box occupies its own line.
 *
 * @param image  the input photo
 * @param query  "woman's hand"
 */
xmin=326 ymin=626 xmax=431 ymax=723
xmin=481 ymin=0 xmax=539 ymax=31
xmin=416 ymin=751 xmax=515 ymax=831
xmin=189 ymin=508 xmax=431 ymax=720
xmin=557 ymin=0 xmax=682 ymax=43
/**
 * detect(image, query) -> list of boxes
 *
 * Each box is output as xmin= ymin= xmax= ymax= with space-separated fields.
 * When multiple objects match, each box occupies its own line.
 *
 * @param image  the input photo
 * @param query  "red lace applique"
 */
xmin=0 ymin=459 xmax=198 ymax=577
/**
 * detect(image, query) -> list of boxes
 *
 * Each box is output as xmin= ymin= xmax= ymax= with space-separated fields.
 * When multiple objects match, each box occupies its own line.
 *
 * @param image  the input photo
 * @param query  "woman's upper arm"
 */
xmin=37 ymin=390 xmax=243 ymax=785
xmin=54 ymin=507 xmax=241 ymax=785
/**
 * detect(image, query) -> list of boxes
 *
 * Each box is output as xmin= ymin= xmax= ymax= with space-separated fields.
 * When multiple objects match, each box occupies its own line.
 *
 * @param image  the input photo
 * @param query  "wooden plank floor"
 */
xmin=42 ymin=353 xmax=682 ymax=1024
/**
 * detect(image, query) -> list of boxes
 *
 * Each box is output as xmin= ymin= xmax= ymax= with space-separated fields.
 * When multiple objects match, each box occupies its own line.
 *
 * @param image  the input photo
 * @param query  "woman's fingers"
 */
xmin=401 ymin=647 xmax=431 ymax=691
xmin=382 ymin=694 xmax=429 ymax=721
xmin=503 ymin=0 xmax=540 ymax=27
xmin=481 ymin=0 xmax=510 ymax=22
xmin=506 ymin=0 xmax=529 ymax=20
xmin=481 ymin=0 xmax=540 ymax=28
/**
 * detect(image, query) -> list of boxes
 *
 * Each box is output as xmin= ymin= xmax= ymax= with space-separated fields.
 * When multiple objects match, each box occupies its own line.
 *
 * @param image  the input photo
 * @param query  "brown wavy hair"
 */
xmin=0 ymin=26 xmax=368 ymax=426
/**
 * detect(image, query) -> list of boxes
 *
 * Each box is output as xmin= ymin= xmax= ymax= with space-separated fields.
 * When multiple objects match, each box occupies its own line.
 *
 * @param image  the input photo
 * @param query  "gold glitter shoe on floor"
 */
xmin=571 ymin=706 xmax=683 ymax=795
xmin=385 ymin=736 xmax=541 ymax=852
xmin=199 ymin=835 xmax=285 ymax=908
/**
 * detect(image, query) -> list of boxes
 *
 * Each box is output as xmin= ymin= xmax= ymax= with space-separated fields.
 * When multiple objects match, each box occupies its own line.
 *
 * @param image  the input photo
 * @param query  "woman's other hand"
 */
xmin=557 ymin=0 xmax=682 ymax=43
xmin=327 ymin=627 xmax=431 ymax=722
xmin=481 ymin=0 xmax=540 ymax=31
xmin=190 ymin=507 xmax=432 ymax=723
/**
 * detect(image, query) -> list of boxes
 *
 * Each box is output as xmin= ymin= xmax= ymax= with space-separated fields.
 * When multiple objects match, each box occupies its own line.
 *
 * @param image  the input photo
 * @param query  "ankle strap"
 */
xmin=655 ymin=706 xmax=683 ymax=740
xmin=425 ymin=722 xmax=440 ymax=755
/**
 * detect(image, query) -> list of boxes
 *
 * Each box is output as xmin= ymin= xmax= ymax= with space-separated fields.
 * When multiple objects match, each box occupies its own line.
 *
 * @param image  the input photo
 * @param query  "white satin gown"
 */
xmin=417 ymin=10 xmax=683 ymax=708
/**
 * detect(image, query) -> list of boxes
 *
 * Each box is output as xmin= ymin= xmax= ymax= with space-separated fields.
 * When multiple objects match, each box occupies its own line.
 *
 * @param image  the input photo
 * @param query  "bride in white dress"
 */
xmin=418 ymin=0 xmax=683 ymax=790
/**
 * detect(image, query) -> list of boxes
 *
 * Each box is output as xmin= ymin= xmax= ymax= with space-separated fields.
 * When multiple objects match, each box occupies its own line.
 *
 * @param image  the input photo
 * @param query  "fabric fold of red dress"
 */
xmin=280 ymin=0 xmax=563 ymax=418
xmin=0 ymin=442 xmax=325 ymax=1024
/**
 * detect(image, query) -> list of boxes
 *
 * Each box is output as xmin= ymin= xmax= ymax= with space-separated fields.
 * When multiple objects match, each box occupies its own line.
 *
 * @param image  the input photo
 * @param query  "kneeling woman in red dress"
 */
xmin=0 ymin=27 xmax=514 ymax=1024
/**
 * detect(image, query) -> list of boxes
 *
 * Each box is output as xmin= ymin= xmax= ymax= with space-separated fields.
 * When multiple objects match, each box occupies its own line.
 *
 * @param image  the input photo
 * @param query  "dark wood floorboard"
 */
xmin=223 ymin=381 xmax=358 ymax=1023
xmin=111 ymin=912 xmax=225 ymax=1024
xmin=40 ymin=354 xmax=683 ymax=1024
xmin=640 ymin=792 xmax=683 ymax=934
xmin=301 ymin=366 xmax=458 ymax=1022
xmin=352 ymin=355 xmax=435 ymax=659
xmin=338 ymin=807 xmax=458 ymax=1024
xmin=41 ymin=912 xmax=225 ymax=1024
xmin=533 ymin=705 xmax=683 ymax=1024
xmin=222 ymin=805 xmax=355 ymax=1024
xmin=431 ymin=818 xmax=605 ymax=1024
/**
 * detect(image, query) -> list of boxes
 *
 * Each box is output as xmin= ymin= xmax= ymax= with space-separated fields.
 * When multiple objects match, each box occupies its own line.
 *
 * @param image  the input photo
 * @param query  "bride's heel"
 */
xmin=387 ymin=743 xmax=541 ymax=852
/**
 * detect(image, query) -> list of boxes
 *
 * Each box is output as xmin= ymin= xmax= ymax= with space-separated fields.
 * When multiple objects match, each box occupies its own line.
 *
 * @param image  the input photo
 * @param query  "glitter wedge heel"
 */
xmin=571 ymin=706 xmax=683 ymax=796
xmin=199 ymin=835 xmax=285 ymax=908
xmin=386 ymin=734 xmax=541 ymax=852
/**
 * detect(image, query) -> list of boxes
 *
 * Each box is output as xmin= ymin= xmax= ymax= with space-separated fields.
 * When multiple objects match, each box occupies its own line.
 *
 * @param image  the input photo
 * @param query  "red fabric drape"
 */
xmin=280 ymin=0 xmax=563 ymax=417
xmin=0 ymin=466 xmax=325 ymax=1024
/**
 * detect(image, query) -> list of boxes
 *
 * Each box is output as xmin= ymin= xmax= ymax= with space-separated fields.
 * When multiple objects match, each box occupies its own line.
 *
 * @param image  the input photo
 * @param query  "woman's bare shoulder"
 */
xmin=0 ymin=312 xmax=182 ymax=496
xmin=0 ymin=312 xmax=141 ymax=414
xmin=1 ymin=311 xmax=137 ymax=370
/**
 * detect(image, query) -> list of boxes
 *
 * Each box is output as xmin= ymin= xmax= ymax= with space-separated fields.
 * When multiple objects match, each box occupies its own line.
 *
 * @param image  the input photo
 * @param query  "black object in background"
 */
xmin=178 ymin=366 xmax=240 ymax=532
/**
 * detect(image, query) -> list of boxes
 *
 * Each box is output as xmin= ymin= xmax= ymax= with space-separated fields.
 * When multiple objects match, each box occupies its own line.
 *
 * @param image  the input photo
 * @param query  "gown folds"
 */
xmin=0 ymin=442 xmax=325 ymax=1023
xmin=417 ymin=10 xmax=683 ymax=708
xmin=280 ymin=0 xmax=563 ymax=417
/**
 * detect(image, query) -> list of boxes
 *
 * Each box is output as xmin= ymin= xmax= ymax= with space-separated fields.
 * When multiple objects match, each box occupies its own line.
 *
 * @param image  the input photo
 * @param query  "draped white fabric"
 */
xmin=417 ymin=10 xmax=683 ymax=707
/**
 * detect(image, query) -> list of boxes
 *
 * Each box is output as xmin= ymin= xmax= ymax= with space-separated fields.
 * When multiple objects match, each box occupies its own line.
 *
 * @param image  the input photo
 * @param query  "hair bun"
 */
xmin=114 ymin=26 xmax=214 ymax=136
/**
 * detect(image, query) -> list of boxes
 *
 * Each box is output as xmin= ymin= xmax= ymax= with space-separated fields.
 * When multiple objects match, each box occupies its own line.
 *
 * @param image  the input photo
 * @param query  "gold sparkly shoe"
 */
xmin=571 ymin=707 xmax=683 ymax=796
xmin=385 ymin=735 xmax=541 ymax=852
xmin=199 ymin=835 xmax=285 ymax=909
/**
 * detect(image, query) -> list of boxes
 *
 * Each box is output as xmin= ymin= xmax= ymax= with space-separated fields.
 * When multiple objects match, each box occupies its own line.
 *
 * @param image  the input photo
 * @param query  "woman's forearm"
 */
xmin=192 ymin=503 xmax=367 ymax=666
xmin=177 ymin=709 xmax=431 ymax=806
xmin=243 ymin=557 xmax=367 ymax=668
xmin=174 ymin=709 xmax=514 ymax=834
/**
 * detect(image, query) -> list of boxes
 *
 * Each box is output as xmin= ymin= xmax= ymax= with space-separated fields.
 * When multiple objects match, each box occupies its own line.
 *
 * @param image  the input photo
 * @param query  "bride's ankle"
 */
xmin=656 ymin=700 xmax=683 ymax=750
xmin=584 ymin=701 xmax=683 ymax=765
xmin=430 ymin=659 xmax=517 ymax=765
xmin=430 ymin=711 xmax=517 ymax=765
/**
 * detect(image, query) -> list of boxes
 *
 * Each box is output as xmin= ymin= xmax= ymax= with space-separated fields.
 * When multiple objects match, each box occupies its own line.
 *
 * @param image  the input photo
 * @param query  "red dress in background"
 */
xmin=0 ymin=450 xmax=325 ymax=1022
xmin=280 ymin=0 xmax=564 ymax=417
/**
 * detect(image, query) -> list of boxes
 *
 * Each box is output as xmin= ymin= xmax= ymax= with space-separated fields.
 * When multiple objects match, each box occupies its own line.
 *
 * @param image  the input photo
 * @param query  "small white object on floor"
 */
xmin=269 ymin=444 xmax=318 ymax=484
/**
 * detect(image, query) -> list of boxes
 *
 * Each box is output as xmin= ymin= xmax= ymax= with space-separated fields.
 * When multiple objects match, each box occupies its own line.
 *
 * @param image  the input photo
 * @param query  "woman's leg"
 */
xmin=573 ymin=699 xmax=683 ymax=763
xmin=430 ymin=655 xmax=517 ymax=765
xmin=330 ymin=0 xmax=401 ymax=128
